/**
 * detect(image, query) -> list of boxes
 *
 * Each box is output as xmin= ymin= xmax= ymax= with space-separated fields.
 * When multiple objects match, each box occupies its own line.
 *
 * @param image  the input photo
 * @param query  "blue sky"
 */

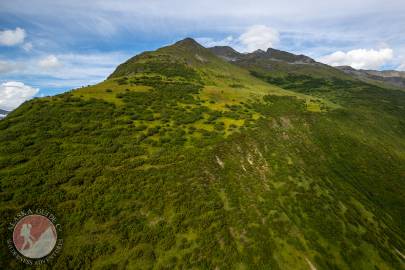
xmin=0 ymin=0 xmax=405 ymax=111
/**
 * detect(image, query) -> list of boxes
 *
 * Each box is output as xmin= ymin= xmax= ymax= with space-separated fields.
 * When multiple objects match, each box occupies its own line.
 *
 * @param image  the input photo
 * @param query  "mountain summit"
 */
xmin=109 ymin=38 xmax=225 ymax=79
xmin=174 ymin=37 xmax=204 ymax=48
xmin=0 ymin=38 xmax=404 ymax=269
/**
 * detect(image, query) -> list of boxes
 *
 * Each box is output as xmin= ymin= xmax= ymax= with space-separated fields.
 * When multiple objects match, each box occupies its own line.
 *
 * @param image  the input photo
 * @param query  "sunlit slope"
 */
xmin=0 ymin=39 xmax=404 ymax=270
xmin=79 ymin=38 xmax=336 ymax=112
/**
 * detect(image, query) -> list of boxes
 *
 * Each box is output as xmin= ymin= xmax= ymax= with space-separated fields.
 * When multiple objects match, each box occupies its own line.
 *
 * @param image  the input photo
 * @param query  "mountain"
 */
xmin=0 ymin=38 xmax=404 ymax=269
xmin=336 ymin=65 xmax=405 ymax=89
xmin=209 ymin=46 xmax=317 ymax=64
xmin=248 ymin=47 xmax=316 ymax=64
xmin=0 ymin=109 xmax=9 ymax=119
xmin=209 ymin=45 xmax=353 ymax=83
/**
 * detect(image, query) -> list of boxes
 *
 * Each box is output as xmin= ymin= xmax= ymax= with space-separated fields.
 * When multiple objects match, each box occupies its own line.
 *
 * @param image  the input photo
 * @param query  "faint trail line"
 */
xmin=394 ymin=248 xmax=405 ymax=260
xmin=305 ymin=257 xmax=317 ymax=270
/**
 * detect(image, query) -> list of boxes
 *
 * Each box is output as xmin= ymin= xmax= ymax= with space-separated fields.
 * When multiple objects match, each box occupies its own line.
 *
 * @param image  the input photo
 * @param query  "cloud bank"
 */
xmin=0 ymin=60 xmax=21 ymax=73
xmin=197 ymin=25 xmax=279 ymax=52
xmin=318 ymin=48 xmax=394 ymax=69
xmin=0 ymin=27 xmax=26 ymax=46
xmin=0 ymin=81 xmax=39 ymax=111
xmin=0 ymin=51 xmax=131 ymax=89
xmin=239 ymin=25 xmax=279 ymax=52
xmin=38 ymin=55 xmax=61 ymax=69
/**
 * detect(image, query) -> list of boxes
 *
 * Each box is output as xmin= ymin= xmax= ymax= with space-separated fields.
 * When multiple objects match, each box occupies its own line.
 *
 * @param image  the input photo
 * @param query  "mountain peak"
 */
xmin=210 ymin=45 xmax=317 ymax=65
xmin=174 ymin=37 xmax=204 ymax=48
xmin=336 ymin=65 xmax=356 ymax=71
xmin=263 ymin=48 xmax=315 ymax=63
xmin=109 ymin=37 xmax=222 ymax=79
xmin=252 ymin=49 xmax=266 ymax=54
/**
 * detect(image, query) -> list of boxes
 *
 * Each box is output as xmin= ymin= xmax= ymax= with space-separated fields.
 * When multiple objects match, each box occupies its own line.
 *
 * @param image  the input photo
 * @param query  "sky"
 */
xmin=0 ymin=0 xmax=405 ymax=111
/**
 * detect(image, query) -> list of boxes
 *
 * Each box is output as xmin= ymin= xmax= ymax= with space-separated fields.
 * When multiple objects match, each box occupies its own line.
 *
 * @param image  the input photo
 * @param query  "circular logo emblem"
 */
xmin=7 ymin=209 xmax=63 ymax=265
xmin=12 ymin=214 xmax=57 ymax=259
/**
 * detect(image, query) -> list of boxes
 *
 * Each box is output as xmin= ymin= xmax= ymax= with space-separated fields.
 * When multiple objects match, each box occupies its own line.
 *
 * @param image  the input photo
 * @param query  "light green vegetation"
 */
xmin=73 ymin=79 xmax=152 ymax=105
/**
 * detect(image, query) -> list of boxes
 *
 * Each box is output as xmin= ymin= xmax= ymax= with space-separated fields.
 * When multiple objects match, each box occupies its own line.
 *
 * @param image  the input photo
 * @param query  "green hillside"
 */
xmin=0 ymin=38 xmax=404 ymax=270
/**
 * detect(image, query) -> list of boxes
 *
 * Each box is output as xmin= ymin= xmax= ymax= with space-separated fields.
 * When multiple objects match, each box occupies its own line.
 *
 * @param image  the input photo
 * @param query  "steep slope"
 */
xmin=0 ymin=39 xmax=404 ymax=270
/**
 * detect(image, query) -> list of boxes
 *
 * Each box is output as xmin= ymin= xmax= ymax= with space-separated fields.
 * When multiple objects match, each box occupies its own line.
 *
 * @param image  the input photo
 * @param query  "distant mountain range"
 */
xmin=336 ymin=66 xmax=405 ymax=88
xmin=210 ymin=45 xmax=405 ymax=89
xmin=209 ymin=45 xmax=347 ymax=79
xmin=209 ymin=46 xmax=316 ymax=64
xmin=0 ymin=109 xmax=9 ymax=119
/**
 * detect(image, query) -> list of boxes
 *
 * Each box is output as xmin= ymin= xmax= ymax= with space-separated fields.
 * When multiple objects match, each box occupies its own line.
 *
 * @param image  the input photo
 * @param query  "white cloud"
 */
xmin=22 ymin=42 xmax=33 ymax=52
xmin=38 ymin=55 xmax=61 ymax=69
xmin=0 ymin=81 xmax=39 ymax=111
xmin=0 ymin=27 xmax=26 ymax=46
xmin=0 ymin=60 xmax=25 ymax=74
xmin=1 ymin=52 xmax=128 ymax=77
xmin=5 ymin=1 xmax=402 ymax=23
xmin=41 ymin=52 xmax=129 ymax=81
xmin=1 ymin=1 xmax=404 ymax=56
xmin=196 ymin=36 xmax=234 ymax=48
xmin=0 ymin=60 xmax=19 ymax=74
xmin=318 ymin=48 xmax=394 ymax=69
xmin=238 ymin=25 xmax=279 ymax=52
xmin=0 ymin=52 xmax=131 ymax=88
xmin=198 ymin=25 xmax=279 ymax=52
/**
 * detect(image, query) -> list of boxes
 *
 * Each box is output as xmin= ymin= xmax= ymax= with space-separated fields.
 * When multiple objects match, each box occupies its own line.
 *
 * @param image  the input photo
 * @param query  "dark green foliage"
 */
xmin=229 ymin=83 xmax=244 ymax=88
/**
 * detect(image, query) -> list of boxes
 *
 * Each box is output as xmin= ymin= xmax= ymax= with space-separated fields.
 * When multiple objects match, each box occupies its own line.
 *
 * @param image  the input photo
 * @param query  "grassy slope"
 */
xmin=0 ymin=39 xmax=404 ymax=269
